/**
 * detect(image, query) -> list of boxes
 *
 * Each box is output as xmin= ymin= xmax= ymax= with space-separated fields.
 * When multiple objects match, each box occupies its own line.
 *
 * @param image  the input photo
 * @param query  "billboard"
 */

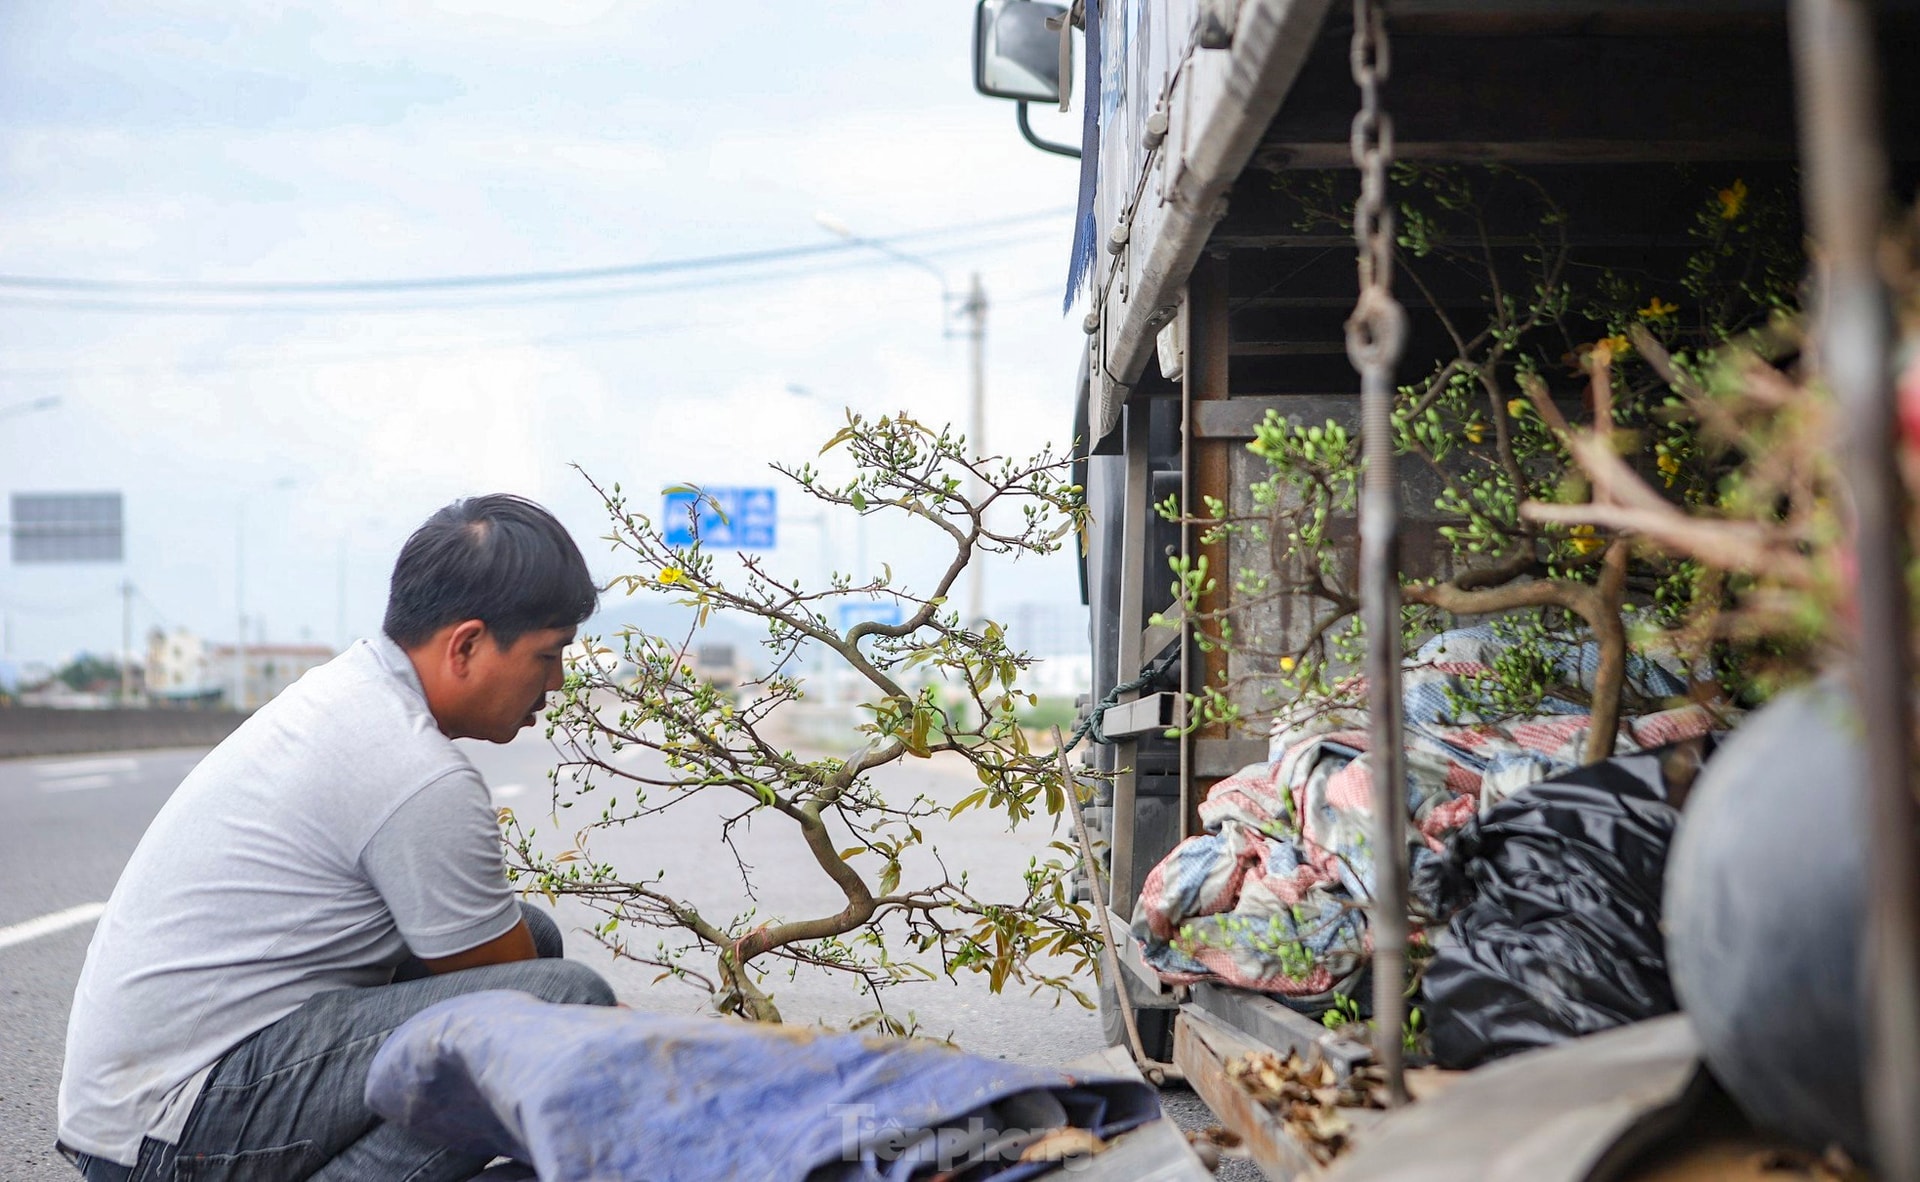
xmin=10 ymin=492 xmax=124 ymax=563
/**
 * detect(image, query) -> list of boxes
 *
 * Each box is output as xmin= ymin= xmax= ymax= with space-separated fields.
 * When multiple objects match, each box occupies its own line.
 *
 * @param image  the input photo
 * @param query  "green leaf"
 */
xmin=818 ymin=426 xmax=859 ymax=455
xmin=906 ymin=708 xmax=932 ymax=757
xmin=949 ymin=788 xmax=991 ymax=817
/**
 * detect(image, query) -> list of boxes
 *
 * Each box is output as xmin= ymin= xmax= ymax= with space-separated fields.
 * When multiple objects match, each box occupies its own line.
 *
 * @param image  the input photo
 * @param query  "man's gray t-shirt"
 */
xmin=58 ymin=636 xmax=521 ymax=1165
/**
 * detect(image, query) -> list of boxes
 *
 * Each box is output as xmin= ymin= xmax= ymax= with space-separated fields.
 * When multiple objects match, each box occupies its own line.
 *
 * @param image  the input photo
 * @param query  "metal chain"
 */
xmin=1346 ymin=0 xmax=1406 ymax=371
xmin=1346 ymin=0 xmax=1411 ymax=1109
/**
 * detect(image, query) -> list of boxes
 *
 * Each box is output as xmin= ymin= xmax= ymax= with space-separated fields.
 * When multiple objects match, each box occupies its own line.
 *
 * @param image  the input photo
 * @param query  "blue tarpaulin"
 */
xmin=366 ymin=991 xmax=1160 ymax=1181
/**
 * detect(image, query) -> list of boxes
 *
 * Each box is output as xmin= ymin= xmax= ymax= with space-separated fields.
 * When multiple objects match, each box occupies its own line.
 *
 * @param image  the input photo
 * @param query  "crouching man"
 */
xmin=58 ymin=494 xmax=617 ymax=1182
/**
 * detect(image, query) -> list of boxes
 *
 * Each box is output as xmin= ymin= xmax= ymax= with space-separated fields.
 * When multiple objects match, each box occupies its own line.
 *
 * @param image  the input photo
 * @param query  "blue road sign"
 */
xmin=835 ymin=600 xmax=908 ymax=633
xmin=662 ymin=486 xmax=778 ymax=550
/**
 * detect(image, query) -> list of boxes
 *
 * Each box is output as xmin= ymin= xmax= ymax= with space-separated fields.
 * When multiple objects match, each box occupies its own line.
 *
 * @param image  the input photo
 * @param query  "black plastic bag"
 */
xmin=1417 ymin=743 xmax=1709 ymax=1070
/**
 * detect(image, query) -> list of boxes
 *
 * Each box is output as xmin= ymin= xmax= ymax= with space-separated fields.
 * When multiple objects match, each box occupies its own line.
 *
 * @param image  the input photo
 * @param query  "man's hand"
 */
xmin=417 ymin=919 xmax=538 ymax=975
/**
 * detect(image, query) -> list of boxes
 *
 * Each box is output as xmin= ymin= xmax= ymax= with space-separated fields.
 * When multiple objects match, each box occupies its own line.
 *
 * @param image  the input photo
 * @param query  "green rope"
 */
xmin=1062 ymin=645 xmax=1180 ymax=754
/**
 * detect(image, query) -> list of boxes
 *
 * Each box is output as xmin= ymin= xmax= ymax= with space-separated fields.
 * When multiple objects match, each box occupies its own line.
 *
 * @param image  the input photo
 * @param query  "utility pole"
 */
xmin=235 ymin=507 xmax=246 ymax=712
xmin=231 ymin=477 xmax=298 ymax=711
xmin=120 ymin=579 xmax=134 ymax=701
xmin=336 ymin=536 xmax=347 ymax=651
xmin=812 ymin=216 xmax=989 ymax=626
xmin=963 ymin=271 xmax=989 ymax=631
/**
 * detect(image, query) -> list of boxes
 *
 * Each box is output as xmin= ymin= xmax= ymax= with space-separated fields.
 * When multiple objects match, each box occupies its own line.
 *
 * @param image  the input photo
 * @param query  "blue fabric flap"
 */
xmin=366 ymin=991 xmax=1160 ymax=1181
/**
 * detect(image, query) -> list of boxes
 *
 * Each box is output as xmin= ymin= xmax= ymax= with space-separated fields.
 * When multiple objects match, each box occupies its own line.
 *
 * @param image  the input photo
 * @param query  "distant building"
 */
xmin=146 ymin=627 xmax=213 ymax=700
xmin=208 ymin=642 xmax=335 ymax=711
xmin=149 ymin=627 xmax=334 ymax=711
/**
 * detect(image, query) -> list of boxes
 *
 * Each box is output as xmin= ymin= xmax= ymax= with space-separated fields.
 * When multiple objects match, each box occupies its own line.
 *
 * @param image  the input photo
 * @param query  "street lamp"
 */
xmin=234 ymin=476 xmax=299 ymax=710
xmin=812 ymin=214 xmax=990 ymax=629
xmin=813 ymin=215 xmax=955 ymax=304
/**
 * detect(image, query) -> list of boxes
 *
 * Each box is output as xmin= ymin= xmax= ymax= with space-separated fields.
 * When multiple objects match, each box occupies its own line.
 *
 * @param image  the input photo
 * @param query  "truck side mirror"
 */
xmin=973 ymin=0 xmax=1070 ymax=104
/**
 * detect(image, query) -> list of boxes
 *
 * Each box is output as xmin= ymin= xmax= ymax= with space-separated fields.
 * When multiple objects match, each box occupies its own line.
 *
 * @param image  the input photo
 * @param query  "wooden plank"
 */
xmin=1187 ymin=255 xmax=1234 ymax=840
xmin=1215 ymin=162 xmax=1802 ymax=252
xmin=1190 ymin=982 xmax=1375 ymax=1081
xmin=1262 ymin=33 xmax=1798 ymax=159
xmin=1195 ymin=738 xmax=1273 ymax=778
xmin=1386 ymin=1 xmax=1920 ymax=35
xmin=1250 ymin=16 xmax=1920 ymax=164
xmin=1229 ymin=340 xmax=1349 ymax=356
xmin=1317 ymin=1016 xmax=1704 ymax=1182
xmin=1113 ymin=917 xmax=1181 ymax=1004
xmin=1140 ymin=603 xmax=1182 ymax=664
xmin=1264 ymin=139 xmax=1793 ymax=167
xmin=1108 ymin=402 xmax=1153 ymax=916
xmin=1193 ymin=395 xmax=1358 ymax=441
xmin=1228 ymin=352 xmax=1412 ymax=394
xmin=1387 ymin=0 xmax=1788 ymax=13
xmin=1175 ymin=1007 xmax=1324 ymax=1181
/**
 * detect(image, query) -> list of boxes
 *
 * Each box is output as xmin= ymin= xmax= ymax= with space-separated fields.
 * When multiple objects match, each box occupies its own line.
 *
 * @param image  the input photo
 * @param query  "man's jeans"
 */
xmin=69 ymin=904 xmax=615 ymax=1182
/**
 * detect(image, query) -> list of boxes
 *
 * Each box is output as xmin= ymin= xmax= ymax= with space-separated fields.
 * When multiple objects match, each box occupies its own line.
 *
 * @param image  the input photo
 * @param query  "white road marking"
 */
xmin=0 ymin=902 xmax=107 ymax=951
xmin=34 ymin=757 xmax=138 ymax=780
xmin=39 ymin=774 xmax=116 ymax=793
xmin=492 ymin=783 xmax=526 ymax=799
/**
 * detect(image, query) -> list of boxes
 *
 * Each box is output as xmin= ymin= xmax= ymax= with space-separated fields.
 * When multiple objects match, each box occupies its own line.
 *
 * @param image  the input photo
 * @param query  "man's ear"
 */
xmin=445 ymin=619 xmax=489 ymax=677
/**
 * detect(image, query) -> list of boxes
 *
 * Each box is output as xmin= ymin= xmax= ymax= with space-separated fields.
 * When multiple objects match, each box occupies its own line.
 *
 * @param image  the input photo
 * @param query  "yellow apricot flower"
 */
xmin=1567 ymin=524 xmax=1604 ymax=555
xmin=1717 ymin=178 xmax=1748 ymax=221
xmin=658 ymin=566 xmax=686 ymax=585
xmin=1657 ymin=453 xmax=1682 ymax=487
xmin=1279 ymin=656 xmax=1297 ymax=672
xmin=1507 ymin=398 xmax=1528 ymax=418
xmin=1577 ymin=335 xmax=1632 ymax=370
xmin=1638 ymin=297 xmax=1679 ymax=322
xmin=1463 ymin=421 xmax=1487 ymax=444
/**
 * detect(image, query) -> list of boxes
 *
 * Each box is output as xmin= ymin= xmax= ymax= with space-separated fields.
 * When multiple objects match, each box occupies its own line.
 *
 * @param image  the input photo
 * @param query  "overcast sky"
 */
xmin=0 ymin=0 xmax=1091 ymax=669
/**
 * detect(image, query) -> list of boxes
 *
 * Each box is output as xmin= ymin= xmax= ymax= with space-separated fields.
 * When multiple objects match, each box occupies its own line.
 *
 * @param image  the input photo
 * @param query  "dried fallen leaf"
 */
xmin=1226 ymin=1050 xmax=1397 ymax=1166
xmin=1018 ymin=1127 xmax=1107 ymax=1163
xmin=1189 ymin=1126 xmax=1243 ymax=1150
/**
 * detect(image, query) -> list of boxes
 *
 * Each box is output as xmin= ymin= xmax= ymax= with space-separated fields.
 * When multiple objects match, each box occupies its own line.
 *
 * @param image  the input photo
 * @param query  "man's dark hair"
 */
xmin=383 ymin=494 xmax=598 ymax=649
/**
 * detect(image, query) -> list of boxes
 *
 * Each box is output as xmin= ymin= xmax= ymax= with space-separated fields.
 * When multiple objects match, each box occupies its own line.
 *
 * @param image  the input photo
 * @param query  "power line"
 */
xmin=0 ymin=262 xmax=1078 ymax=383
xmin=0 ymin=319 xmax=720 ymax=382
xmin=0 ymin=207 xmax=1071 ymax=297
xmin=0 ymin=227 xmax=1062 ymax=317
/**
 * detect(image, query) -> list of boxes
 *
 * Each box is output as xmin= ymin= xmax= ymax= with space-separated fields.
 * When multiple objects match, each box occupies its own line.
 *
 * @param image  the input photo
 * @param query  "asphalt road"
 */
xmin=1 ymin=733 xmax=1255 ymax=1181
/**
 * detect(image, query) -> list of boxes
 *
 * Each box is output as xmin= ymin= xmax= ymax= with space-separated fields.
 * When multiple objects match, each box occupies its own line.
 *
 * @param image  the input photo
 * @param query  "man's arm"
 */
xmin=417 ymin=918 xmax=537 ymax=974
xmin=362 ymin=769 xmax=528 ymax=972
